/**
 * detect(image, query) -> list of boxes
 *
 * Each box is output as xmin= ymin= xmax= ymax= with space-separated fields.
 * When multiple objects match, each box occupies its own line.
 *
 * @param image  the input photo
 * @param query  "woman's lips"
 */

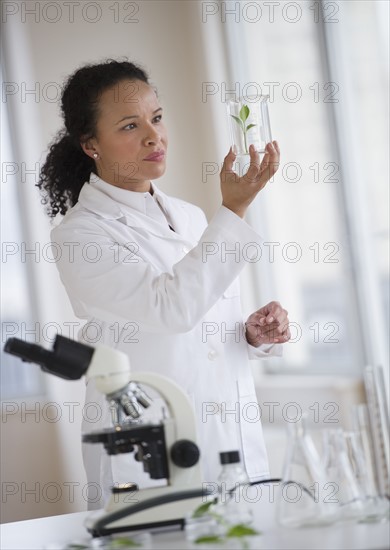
xmin=144 ymin=151 xmax=165 ymax=162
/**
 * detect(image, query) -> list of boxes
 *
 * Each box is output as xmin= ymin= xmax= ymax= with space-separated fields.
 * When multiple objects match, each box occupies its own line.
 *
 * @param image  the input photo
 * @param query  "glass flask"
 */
xmin=322 ymin=427 xmax=390 ymax=523
xmin=322 ymin=428 xmax=368 ymax=521
xmin=227 ymin=95 xmax=272 ymax=156
xmin=275 ymin=415 xmax=338 ymax=528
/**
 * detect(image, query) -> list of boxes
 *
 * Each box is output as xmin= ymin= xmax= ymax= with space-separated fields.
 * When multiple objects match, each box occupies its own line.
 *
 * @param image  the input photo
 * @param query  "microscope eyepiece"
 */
xmin=3 ymin=335 xmax=94 ymax=381
xmin=4 ymin=338 xmax=52 ymax=365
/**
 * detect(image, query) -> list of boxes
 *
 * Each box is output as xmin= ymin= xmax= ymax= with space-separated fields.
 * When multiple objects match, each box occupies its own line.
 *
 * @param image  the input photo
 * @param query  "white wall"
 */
xmin=1 ymin=0 xmax=231 ymax=522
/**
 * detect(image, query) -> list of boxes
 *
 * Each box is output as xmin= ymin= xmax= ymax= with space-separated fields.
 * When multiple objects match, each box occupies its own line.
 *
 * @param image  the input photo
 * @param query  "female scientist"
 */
xmin=38 ymin=60 xmax=290 ymax=508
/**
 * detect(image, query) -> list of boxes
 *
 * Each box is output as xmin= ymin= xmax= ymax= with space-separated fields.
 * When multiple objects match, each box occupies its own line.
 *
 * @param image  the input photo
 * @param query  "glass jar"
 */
xmin=227 ymin=95 xmax=272 ymax=156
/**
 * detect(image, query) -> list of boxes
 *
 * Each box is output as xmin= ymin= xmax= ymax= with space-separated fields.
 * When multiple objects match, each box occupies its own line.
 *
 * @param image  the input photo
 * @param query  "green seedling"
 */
xmin=194 ymin=535 xmax=225 ymax=544
xmin=109 ymin=538 xmax=141 ymax=548
xmin=226 ymin=523 xmax=260 ymax=538
xmin=192 ymin=499 xmax=218 ymax=518
xmin=231 ymin=104 xmax=257 ymax=154
xmin=191 ymin=500 xmax=261 ymax=548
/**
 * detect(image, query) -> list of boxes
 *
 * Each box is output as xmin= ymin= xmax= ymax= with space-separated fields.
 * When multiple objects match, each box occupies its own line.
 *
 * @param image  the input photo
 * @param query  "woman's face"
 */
xmin=83 ymin=79 xmax=168 ymax=191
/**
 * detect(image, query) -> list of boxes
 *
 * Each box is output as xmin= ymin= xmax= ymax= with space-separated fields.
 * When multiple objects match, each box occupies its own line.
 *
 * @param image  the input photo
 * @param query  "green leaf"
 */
xmin=239 ymin=104 xmax=250 ymax=122
xmin=226 ymin=524 xmax=261 ymax=538
xmin=231 ymin=114 xmax=244 ymax=128
xmin=245 ymin=123 xmax=257 ymax=131
xmin=192 ymin=499 xmax=217 ymax=518
xmin=194 ymin=535 xmax=225 ymax=544
xmin=110 ymin=537 xmax=141 ymax=548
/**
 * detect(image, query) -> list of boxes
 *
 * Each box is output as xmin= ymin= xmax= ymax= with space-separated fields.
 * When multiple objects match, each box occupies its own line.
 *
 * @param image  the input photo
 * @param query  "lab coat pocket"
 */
xmin=239 ymin=393 xmax=270 ymax=479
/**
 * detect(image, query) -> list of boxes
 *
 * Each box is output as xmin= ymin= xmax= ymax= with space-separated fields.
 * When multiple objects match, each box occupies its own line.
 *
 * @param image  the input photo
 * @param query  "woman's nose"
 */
xmin=143 ymin=124 xmax=161 ymax=145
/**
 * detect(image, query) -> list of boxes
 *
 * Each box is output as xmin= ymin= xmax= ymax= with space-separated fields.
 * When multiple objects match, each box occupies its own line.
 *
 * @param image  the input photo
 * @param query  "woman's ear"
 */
xmin=80 ymin=137 xmax=99 ymax=160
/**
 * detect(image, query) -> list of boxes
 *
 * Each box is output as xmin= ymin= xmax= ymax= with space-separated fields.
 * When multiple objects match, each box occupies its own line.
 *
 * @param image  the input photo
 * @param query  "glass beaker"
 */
xmin=226 ymin=95 xmax=272 ymax=156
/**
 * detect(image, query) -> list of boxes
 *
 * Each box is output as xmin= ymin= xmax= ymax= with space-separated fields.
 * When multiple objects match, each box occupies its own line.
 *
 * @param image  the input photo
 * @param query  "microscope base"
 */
xmin=84 ymin=485 xmax=210 ymax=537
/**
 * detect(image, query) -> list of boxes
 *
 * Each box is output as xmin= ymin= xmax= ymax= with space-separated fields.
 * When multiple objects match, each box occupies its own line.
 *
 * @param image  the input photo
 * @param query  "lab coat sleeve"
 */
xmin=52 ymin=206 xmax=266 ymax=334
xmin=246 ymin=341 xmax=283 ymax=359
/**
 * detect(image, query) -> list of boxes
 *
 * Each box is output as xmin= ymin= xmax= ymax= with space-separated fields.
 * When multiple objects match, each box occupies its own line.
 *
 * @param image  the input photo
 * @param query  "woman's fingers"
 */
xmin=245 ymin=141 xmax=280 ymax=185
xmin=266 ymin=141 xmax=280 ymax=177
xmin=221 ymin=146 xmax=236 ymax=176
xmin=244 ymin=144 xmax=261 ymax=181
xmin=220 ymin=141 xmax=281 ymax=217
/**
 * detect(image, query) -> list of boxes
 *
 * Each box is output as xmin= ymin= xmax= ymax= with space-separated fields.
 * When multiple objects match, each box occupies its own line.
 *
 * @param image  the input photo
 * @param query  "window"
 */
xmin=1 ymin=73 xmax=44 ymax=399
xmin=218 ymin=0 xmax=389 ymax=376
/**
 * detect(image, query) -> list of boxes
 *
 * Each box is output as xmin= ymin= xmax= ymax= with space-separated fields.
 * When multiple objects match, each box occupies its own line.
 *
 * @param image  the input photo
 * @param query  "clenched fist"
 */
xmin=245 ymin=301 xmax=290 ymax=347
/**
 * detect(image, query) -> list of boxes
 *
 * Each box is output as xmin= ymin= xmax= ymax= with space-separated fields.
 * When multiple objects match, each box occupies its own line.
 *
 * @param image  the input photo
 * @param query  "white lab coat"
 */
xmin=51 ymin=173 xmax=282 ymax=509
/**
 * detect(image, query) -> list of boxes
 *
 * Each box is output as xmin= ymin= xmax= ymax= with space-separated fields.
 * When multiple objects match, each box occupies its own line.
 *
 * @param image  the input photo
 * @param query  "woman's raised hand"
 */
xmin=220 ymin=141 xmax=280 ymax=218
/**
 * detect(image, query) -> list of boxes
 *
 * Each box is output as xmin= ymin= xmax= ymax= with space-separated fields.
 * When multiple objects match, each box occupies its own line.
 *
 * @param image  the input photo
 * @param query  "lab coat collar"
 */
xmin=80 ymin=172 xmax=163 ymax=216
xmin=78 ymin=173 xmax=189 ymax=238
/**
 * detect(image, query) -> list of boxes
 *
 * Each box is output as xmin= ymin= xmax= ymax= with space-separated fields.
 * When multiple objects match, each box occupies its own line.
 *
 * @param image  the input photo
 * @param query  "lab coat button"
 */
xmin=208 ymin=350 xmax=217 ymax=361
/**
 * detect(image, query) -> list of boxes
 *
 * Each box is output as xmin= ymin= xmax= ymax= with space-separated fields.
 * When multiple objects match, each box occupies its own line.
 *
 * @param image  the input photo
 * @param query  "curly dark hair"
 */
xmin=37 ymin=59 xmax=150 ymax=217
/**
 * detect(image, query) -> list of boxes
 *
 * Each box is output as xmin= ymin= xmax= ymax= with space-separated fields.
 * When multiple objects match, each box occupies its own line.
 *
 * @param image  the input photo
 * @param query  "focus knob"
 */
xmin=170 ymin=439 xmax=200 ymax=468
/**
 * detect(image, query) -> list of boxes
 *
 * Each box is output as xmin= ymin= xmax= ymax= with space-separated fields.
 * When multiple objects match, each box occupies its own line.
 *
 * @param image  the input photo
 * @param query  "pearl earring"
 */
xmin=93 ymin=153 xmax=99 ymax=159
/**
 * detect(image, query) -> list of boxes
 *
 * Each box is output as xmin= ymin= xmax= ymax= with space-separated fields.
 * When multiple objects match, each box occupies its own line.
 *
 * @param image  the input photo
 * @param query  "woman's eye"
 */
xmin=153 ymin=115 xmax=162 ymax=123
xmin=123 ymin=123 xmax=137 ymax=131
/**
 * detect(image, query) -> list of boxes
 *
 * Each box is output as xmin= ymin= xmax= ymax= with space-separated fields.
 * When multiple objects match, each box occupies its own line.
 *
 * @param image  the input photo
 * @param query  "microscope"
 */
xmin=4 ymin=335 xmax=212 ymax=536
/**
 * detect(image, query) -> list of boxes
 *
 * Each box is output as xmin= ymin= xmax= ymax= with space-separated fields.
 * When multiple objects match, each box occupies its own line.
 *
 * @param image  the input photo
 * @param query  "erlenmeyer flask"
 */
xmin=323 ymin=428 xmax=367 ymax=521
xmin=275 ymin=415 xmax=338 ymax=528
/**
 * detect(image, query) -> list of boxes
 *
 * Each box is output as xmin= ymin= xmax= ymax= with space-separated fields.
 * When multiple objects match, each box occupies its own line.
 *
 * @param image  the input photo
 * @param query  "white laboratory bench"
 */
xmin=1 ymin=495 xmax=389 ymax=550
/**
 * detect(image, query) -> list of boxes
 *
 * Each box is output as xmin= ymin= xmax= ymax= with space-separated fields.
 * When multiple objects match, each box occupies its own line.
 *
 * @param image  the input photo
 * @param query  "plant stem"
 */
xmin=243 ymin=131 xmax=248 ymax=154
